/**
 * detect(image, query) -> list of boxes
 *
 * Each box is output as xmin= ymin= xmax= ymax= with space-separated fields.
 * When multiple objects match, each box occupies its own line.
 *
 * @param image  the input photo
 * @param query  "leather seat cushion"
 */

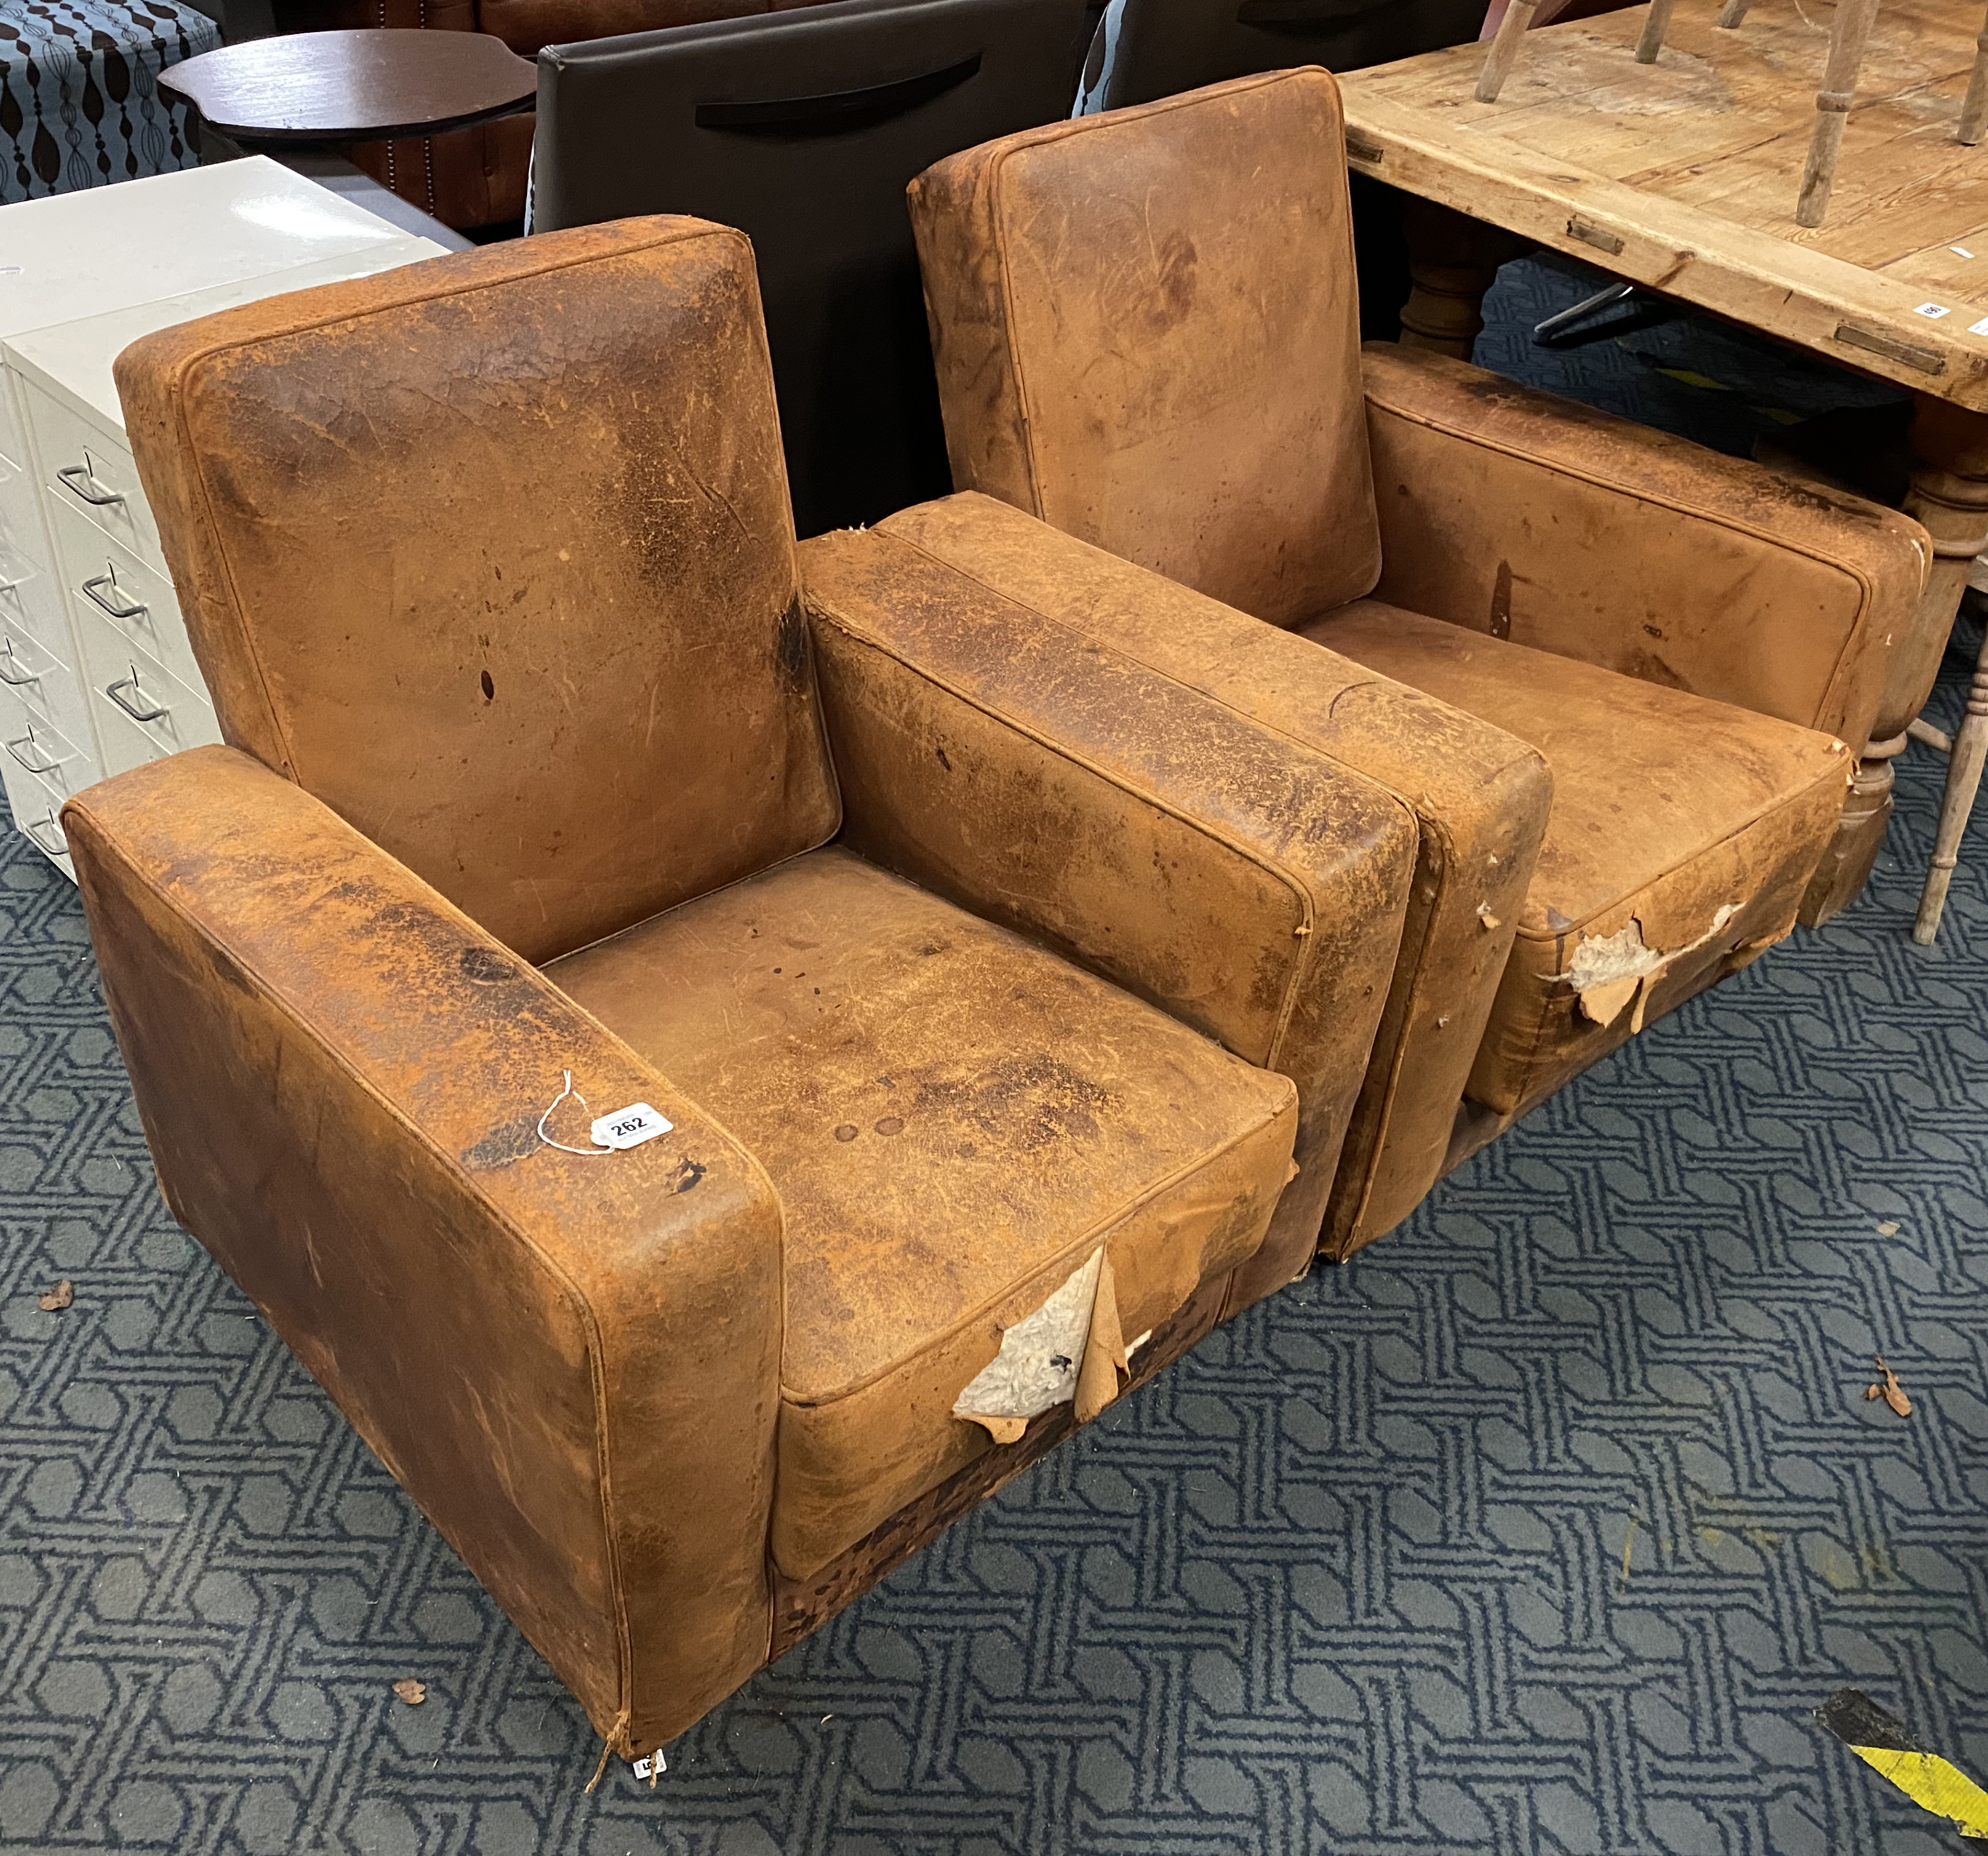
xmin=547 ymin=846 xmax=1298 ymax=1580
xmin=1301 ymin=602 xmax=1851 ymax=1116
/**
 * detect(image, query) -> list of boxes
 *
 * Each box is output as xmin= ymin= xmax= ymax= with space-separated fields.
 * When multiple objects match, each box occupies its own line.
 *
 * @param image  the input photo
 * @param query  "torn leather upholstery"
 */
xmin=908 ymin=67 xmax=1924 ymax=1237
xmin=80 ymin=217 xmax=1408 ymax=1751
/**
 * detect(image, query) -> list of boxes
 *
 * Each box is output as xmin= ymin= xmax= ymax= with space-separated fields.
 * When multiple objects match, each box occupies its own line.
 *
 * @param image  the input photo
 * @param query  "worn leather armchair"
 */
xmin=69 ymin=219 xmax=1421 ymax=1753
xmin=907 ymin=69 xmax=1932 ymax=1249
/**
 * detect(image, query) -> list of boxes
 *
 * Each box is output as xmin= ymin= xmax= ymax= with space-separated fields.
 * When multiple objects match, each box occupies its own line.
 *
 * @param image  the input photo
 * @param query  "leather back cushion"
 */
xmin=909 ymin=67 xmax=1381 ymax=628
xmin=113 ymin=219 xmax=839 ymax=964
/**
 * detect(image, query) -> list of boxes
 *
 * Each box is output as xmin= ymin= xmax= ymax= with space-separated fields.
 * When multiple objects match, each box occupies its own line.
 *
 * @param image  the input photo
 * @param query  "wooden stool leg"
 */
xmin=1636 ymin=0 xmax=1681 ymax=63
xmin=1958 ymin=1 xmax=1988 ymax=143
xmin=1917 ymin=627 xmax=1988 ymax=942
xmin=1399 ymin=199 xmax=1528 ymax=361
xmin=1476 ymin=0 xmax=1540 ymax=102
xmin=1796 ymin=0 xmax=1883 ymax=228
xmin=1716 ymin=0 xmax=1753 ymax=26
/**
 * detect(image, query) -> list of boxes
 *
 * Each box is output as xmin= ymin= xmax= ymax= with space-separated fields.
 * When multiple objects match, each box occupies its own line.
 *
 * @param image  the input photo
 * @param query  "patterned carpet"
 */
xmin=2 ymin=259 xmax=1986 ymax=1855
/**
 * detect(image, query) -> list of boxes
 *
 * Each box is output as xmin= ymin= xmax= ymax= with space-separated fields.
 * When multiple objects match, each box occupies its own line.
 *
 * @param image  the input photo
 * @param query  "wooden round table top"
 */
xmin=159 ymin=29 xmax=537 ymax=144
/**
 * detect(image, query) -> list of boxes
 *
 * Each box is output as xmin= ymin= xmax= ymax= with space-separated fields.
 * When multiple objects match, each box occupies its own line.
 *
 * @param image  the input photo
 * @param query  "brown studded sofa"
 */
xmin=65 ymin=219 xmax=1433 ymax=1756
xmin=905 ymin=69 xmax=1932 ymax=1248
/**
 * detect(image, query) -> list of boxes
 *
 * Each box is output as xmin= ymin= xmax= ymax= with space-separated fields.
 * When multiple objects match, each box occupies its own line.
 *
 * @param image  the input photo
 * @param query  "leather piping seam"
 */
xmin=68 ymin=789 xmax=784 ymax=1744
xmin=1511 ymin=747 xmax=1848 ymax=942
xmin=975 ymin=66 xmax=1339 ymax=528
xmin=774 ymin=1077 xmax=1296 ymax=1409
xmin=1364 ymin=385 xmax=1892 ymax=737
xmin=156 ymin=221 xmax=760 ymax=785
xmin=808 ymin=572 xmax=1332 ymax=1068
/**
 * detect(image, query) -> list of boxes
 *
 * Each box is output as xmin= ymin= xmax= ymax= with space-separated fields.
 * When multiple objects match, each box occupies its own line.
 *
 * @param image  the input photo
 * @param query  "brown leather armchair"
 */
xmin=907 ymin=69 xmax=1932 ymax=1250
xmin=69 ymin=219 xmax=1424 ymax=1754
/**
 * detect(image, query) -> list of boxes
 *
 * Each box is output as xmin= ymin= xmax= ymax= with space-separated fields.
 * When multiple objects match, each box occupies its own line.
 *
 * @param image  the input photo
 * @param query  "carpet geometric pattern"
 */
xmin=1 ymin=260 xmax=1985 ymax=1854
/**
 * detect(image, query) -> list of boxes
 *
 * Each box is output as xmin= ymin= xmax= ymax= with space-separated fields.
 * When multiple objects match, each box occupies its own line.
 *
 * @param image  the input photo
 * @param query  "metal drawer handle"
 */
xmin=23 ymin=810 xmax=66 ymax=856
xmin=5 ymin=722 xmax=63 ymax=775
xmin=82 ymin=566 xmax=146 ymax=621
xmin=0 ymin=637 xmax=37 ymax=687
xmin=57 ymin=452 xmax=124 ymax=507
xmin=107 ymin=663 xmax=168 ymax=724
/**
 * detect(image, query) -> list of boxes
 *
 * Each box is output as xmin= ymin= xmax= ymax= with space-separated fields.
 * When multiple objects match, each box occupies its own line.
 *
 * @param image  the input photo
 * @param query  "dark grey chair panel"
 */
xmin=532 ymin=0 xmax=1090 ymax=536
xmin=1085 ymin=0 xmax=1485 ymax=112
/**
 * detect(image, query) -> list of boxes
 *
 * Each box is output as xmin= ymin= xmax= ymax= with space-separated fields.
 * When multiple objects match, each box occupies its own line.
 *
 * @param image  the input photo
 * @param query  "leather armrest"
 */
xmin=850 ymin=493 xmax=1554 ymax=1261
xmin=61 ymin=747 xmax=782 ymax=1755
xmin=1363 ymin=342 xmax=1930 ymax=752
xmin=799 ymin=513 xmax=1424 ymax=1297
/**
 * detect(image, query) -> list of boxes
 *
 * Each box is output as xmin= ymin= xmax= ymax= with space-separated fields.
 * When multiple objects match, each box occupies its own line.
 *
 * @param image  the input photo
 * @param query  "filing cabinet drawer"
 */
xmin=47 ymin=489 xmax=202 ymax=694
xmin=0 ymin=741 xmax=76 ymax=877
xmin=0 ymin=528 xmax=73 ymax=659
xmin=0 ymin=612 xmax=93 ymax=754
xmin=0 ymin=686 xmax=95 ymax=802
xmin=0 ymin=372 xmax=25 ymax=474
xmin=24 ymin=378 xmax=166 ymax=575
xmin=0 ymin=443 xmax=51 ymax=568
xmin=77 ymin=619 xmax=218 ymax=774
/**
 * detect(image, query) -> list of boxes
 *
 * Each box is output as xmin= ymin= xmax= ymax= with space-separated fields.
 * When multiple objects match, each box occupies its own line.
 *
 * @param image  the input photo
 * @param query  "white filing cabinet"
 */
xmin=0 ymin=159 xmax=450 ymax=878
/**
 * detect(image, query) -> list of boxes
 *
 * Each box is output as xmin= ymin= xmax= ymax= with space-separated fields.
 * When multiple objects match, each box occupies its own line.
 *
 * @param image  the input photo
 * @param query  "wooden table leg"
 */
xmin=1398 ymin=199 xmax=1529 ymax=361
xmin=1803 ymin=398 xmax=1988 ymax=926
xmin=1917 ymin=624 xmax=1988 ymax=941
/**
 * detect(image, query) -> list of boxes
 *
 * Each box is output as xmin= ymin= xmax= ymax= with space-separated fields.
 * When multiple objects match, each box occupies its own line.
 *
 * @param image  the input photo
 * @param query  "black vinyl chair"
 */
xmin=531 ymin=0 xmax=1090 ymax=537
xmin=1073 ymin=0 xmax=1486 ymax=113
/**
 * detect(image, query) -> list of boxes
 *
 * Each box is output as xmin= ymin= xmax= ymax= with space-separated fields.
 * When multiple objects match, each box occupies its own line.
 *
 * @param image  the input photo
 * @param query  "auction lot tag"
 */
xmin=590 ymin=1104 xmax=673 ymax=1150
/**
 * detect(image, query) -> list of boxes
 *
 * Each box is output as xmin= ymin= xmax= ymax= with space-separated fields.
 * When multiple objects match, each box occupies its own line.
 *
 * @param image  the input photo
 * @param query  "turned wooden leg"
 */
xmin=1477 ymin=0 xmax=1540 ymax=102
xmin=1909 ymin=399 xmax=1988 ymax=943
xmin=1398 ymin=199 xmax=1530 ymax=361
xmin=1801 ymin=397 xmax=1988 ymax=926
xmin=1796 ymin=0 xmax=1883 ymax=228
xmin=1635 ymin=0 xmax=1680 ymax=63
xmin=1958 ymin=2 xmax=1988 ymax=143
xmin=1717 ymin=0 xmax=1753 ymax=25
xmin=1917 ymin=630 xmax=1988 ymax=941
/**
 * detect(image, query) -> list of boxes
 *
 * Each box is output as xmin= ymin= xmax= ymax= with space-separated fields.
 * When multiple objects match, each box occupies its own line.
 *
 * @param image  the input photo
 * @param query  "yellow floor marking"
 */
xmin=1849 ymin=1746 xmax=1988 ymax=1839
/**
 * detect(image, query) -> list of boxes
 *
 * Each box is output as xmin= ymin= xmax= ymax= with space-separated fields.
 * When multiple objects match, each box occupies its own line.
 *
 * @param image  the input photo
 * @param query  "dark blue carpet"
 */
xmin=1 ymin=261 xmax=1984 ymax=1854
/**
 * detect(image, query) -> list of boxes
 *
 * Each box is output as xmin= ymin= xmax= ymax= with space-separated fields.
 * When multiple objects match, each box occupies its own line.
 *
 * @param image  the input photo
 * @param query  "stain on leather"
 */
xmin=1154 ymin=232 xmax=1198 ymax=328
xmin=666 ymin=1157 xmax=707 ymax=1194
xmin=776 ymin=598 xmax=809 ymax=691
xmin=459 ymin=946 xmax=518 ymax=985
xmin=1619 ymin=648 xmax=1689 ymax=691
xmin=1489 ymin=561 xmax=1513 ymax=640
xmin=460 ymin=1114 xmax=543 ymax=1172
xmin=912 ymin=1054 xmax=1111 ymax=1152
xmin=480 ymin=670 xmax=496 ymax=703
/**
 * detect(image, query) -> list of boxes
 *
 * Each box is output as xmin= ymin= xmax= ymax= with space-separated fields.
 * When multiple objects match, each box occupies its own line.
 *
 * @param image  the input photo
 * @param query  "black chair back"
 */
xmin=533 ymin=0 xmax=1090 ymax=535
xmin=1081 ymin=0 xmax=1485 ymax=112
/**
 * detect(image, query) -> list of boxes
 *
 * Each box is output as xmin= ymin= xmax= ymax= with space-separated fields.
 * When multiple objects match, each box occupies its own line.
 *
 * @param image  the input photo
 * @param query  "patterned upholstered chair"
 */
xmin=906 ymin=69 xmax=1932 ymax=1247
xmin=64 ymin=218 xmax=1421 ymax=1756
